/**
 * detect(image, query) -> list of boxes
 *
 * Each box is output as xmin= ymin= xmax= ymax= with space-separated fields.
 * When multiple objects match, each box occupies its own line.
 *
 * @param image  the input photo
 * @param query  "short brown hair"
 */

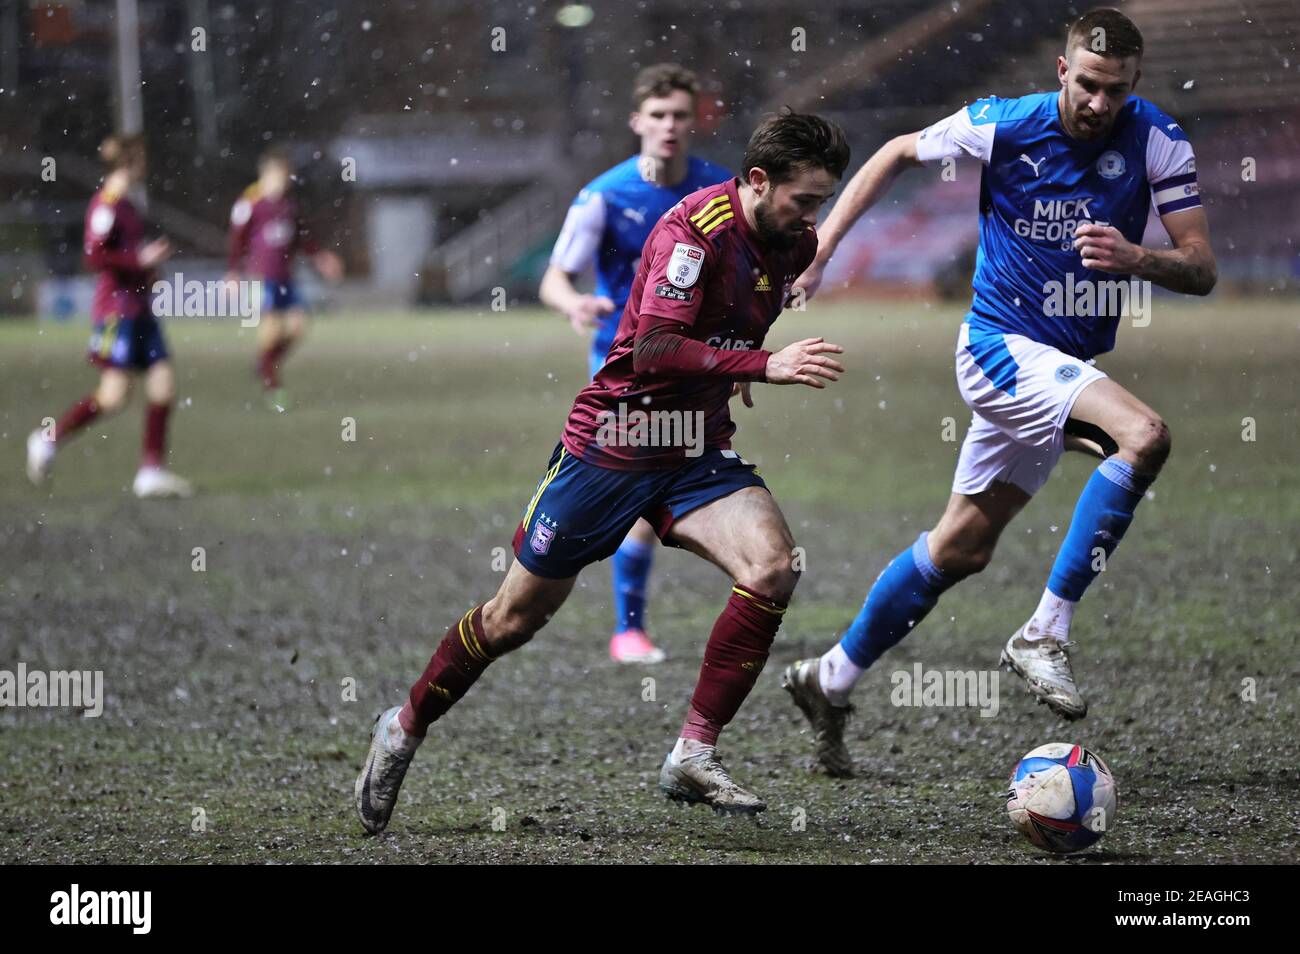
xmin=741 ymin=108 xmax=851 ymax=185
xmin=1067 ymin=8 xmax=1144 ymax=60
xmin=631 ymin=63 xmax=700 ymax=109
xmin=99 ymin=133 xmax=145 ymax=170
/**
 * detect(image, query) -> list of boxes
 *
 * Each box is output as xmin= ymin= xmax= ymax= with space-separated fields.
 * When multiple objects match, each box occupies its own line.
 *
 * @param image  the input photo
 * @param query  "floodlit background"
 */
xmin=2 ymin=0 xmax=1297 ymax=314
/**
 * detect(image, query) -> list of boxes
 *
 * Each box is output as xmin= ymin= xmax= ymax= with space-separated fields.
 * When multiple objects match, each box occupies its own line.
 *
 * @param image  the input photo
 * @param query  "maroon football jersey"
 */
xmin=227 ymin=183 xmax=318 ymax=284
xmin=84 ymin=187 xmax=152 ymax=323
xmin=562 ymin=177 xmax=817 ymax=470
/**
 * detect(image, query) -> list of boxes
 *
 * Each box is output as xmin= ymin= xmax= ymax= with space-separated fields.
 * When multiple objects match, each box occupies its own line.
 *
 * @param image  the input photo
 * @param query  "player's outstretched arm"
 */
xmin=632 ymin=321 xmax=844 ymax=390
xmin=793 ymin=132 xmax=923 ymax=300
xmin=1074 ymin=208 xmax=1217 ymax=296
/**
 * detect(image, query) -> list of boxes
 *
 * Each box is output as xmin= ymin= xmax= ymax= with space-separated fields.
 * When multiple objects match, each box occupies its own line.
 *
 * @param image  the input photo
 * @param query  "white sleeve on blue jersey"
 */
xmin=549 ymin=189 xmax=606 ymax=273
xmin=915 ymin=106 xmax=997 ymax=165
xmin=1145 ymin=125 xmax=1201 ymax=216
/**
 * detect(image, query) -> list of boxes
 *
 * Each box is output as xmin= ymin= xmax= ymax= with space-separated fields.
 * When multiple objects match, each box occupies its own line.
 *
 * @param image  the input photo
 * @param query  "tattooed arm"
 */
xmin=1073 ymin=207 xmax=1217 ymax=296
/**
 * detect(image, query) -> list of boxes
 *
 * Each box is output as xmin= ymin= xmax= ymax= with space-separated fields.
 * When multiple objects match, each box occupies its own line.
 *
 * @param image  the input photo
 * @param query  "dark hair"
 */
xmin=99 ymin=133 xmax=145 ymax=170
xmin=631 ymin=63 xmax=700 ymax=108
xmin=1067 ymin=8 xmax=1144 ymax=60
xmin=741 ymin=108 xmax=851 ymax=185
xmin=258 ymin=145 xmax=293 ymax=173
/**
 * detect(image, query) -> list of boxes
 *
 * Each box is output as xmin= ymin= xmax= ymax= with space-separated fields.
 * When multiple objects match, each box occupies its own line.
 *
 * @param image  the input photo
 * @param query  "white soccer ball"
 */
xmin=1005 ymin=742 xmax=1117 ymax=853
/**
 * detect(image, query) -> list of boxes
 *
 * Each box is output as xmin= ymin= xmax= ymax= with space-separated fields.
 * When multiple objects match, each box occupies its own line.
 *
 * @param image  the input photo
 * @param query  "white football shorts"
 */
xmin=952 ymin=321 xmax=1107 ymax=497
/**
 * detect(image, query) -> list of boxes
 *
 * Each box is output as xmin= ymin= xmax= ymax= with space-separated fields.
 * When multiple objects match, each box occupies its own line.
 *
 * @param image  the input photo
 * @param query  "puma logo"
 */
xmin=1019 ymin=153 xmax=1045 ymax=177
xmin=1166 ymin=122 xmax=1181 ymax=131
xmin=623 ymin=207 xmax=646 ymax=226
xmin=972 ymin=103 xmax=991 ymax=121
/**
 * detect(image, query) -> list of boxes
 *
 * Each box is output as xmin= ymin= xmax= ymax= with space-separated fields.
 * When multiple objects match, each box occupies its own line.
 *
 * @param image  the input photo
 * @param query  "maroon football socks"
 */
xmin=53 ymin=395 xmax=100 ymax=442
xmin=399 ymin=604 xmax=496 ymax=738
xmin=680 ymin=584 xmax=787 ymax=746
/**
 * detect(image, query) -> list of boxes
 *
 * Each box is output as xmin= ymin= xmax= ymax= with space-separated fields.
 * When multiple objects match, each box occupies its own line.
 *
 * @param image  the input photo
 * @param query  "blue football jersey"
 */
xmin=916 ymin=92 xmax=1201 ymax=359
xmin=550 ymin=155 xmax=732 ymax=356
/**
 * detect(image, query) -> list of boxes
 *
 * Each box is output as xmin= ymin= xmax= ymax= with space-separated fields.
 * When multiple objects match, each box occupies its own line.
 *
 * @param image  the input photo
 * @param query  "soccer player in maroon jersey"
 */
xmin=540 ymin=63 xmax=731 ymax=665
xmin=226 ymin=147 xmax=343 ymax=408
xmin=356 ymin=111 xmax=851 ymax=831
xmin=27 ymin=134 xmax=192 ymax=498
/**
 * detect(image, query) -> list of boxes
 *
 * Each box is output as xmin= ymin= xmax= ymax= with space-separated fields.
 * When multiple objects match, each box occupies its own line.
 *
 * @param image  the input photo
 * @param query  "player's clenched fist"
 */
xmin=765 ymin=337 xmax=845 ymax=388
xmin=1072 ymin=223 xmax=1143 ymax=274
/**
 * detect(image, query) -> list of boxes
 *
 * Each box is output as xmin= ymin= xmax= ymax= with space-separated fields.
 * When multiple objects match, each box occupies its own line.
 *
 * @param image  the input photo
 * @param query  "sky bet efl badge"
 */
xmin=668 ymin=243 xmax=704 ymax=288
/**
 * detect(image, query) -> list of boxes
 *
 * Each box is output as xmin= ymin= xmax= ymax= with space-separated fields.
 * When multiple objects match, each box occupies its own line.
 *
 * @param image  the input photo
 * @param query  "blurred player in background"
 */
xmin=783 ymin=8 xmax=1217 ymax=776
xmin=356 ymin=111 xmax=850 ymax=831
xmin=226 ymin=147 xmax=343 ymax=409
xmin=26 ymin=134 xmax=192 ymax=498
xmin=540 ymin=64 xmax=731 ymax=665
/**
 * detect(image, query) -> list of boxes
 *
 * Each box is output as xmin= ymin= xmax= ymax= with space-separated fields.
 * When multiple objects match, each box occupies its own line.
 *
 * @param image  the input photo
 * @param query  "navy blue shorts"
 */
xmin=263 ymin=281 xmax=303 ymax=312
xmin=87 ymin=316 xmax=169 ymax=371
xmin=511 ymin=442 xmax=768 ymax=579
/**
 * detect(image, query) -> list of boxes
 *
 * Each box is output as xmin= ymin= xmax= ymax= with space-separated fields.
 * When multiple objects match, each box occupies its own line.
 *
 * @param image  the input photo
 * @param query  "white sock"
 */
xmin=671 ymin=737 xmax=713 ymax=762
xmin=1025 ymin=589 xmax=1076 ymax=642
xmin=818 ymin=643 xmax=864 ymax=707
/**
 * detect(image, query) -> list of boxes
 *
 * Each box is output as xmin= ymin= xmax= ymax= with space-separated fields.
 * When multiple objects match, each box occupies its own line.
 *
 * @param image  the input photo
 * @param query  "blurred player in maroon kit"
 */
xmin=27 ymin=133 xmax=192 ymax=498
xmin=356 ymin=111 xmax=851 ymax=832
xmin=226 ymin=147 xmax=343 ymax=408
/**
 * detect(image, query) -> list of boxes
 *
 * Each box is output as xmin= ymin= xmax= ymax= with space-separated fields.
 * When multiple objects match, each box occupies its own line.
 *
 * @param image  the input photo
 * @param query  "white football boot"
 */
xmin=355 ymin=706 xmax=421 ymax=835
xmin=1000 ymin=626 xmax=1087 ymax=720
xmin=782 ymin=658 xmax=855 ymax=777
xmin=26 ymin=430 xmax=55 ymax=486
xmin=659 ymin=745 xmax=766 ymax=815
xmin=132 ymin=466 xmax=194 ymax=499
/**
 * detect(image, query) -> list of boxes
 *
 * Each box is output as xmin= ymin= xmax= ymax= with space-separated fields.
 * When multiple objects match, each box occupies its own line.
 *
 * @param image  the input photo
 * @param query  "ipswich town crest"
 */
xmin=530 ymin=519 xmax=556 ymax=555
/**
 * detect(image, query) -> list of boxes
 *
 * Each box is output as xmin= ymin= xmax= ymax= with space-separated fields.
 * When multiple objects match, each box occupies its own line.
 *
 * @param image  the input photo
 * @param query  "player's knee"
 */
xmin=739 ymin=549 xmax=799 ymax=604
xmin=1122 ymin=415 xmax=1171 ymax=473
xmin=146 ymin=381 xmax=175 ymax=405
xmin=95 ymin=382 xmax=129 ymax=414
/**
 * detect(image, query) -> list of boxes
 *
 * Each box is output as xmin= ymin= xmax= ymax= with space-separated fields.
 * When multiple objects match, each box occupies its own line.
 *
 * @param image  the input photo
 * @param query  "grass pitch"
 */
xmin=1 ymin=297 xmax=1297 ymax=863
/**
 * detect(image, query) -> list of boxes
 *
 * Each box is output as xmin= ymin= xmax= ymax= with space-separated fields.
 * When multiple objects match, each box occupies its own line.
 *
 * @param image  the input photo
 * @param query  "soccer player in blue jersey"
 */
xmin=782 ymin=8 xmax=1217 ymax=775
xmin=540 ymin=64 xmax=731 ymax=665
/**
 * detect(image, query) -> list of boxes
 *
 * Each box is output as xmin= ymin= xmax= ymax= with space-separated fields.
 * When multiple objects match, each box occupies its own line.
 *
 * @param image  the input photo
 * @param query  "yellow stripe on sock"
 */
xmin=732 ymin=585 xmax=786 ymax=615
xmin=458 ymin=608 xmax=490 ymax=662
